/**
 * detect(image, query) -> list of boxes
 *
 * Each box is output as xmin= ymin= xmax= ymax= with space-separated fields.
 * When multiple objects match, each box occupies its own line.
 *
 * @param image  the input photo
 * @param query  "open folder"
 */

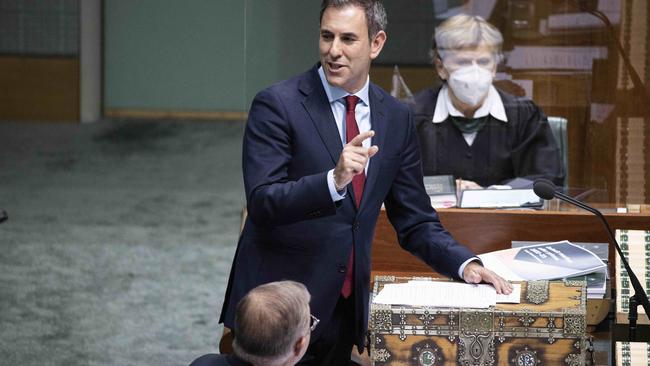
xmin=459 ymin=188 xmax=543 ymax=208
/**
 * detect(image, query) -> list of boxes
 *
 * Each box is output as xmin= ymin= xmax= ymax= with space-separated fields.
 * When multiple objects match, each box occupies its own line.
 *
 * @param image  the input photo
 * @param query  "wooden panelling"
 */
xmin=104 ymin=108 xmax=247 ymax=121
xmin=372 ymin=208 xmax=650 ymax=274
xmin=0 ymin=56 xmax=79 ymax=121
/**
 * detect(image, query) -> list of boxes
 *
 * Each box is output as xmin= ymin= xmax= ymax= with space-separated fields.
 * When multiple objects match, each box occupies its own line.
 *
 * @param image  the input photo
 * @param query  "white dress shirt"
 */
xmin=318 ymin=66 xmax=371 ymax=201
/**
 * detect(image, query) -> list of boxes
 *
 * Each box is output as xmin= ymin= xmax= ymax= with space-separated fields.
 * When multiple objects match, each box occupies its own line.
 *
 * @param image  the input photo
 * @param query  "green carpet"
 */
xmin=0 ymin=119 xmax=244 ymax=365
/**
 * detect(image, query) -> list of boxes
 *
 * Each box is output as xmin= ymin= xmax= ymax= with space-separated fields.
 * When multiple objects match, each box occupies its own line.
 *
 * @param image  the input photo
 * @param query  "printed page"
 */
xmin=373 ymin=281 xmax=497 ymax=308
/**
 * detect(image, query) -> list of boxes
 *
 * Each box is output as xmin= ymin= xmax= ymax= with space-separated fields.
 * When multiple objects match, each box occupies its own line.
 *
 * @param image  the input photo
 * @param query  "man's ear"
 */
xmin=293 ymin=334 xmax=309 ymax=357
xmin=369 ymin=30 xmax=387 ymax=60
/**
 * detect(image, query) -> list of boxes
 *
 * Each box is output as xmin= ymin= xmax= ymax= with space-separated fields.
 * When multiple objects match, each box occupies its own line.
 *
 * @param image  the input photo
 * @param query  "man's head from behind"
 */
xmin=319 ymin=0 xmax=387 ymax=93
xmin=233 ymin=281 xmax=312 ymax=366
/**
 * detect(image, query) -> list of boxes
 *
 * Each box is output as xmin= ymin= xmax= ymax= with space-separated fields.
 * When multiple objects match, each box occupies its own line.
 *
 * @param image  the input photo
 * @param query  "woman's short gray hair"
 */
xmin=430 ymin=14 xmax=503 ymax=64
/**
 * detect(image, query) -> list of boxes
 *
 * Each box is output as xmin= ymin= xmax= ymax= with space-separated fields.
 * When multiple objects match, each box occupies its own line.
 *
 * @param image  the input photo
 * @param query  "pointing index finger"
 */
xmin=348 ymin=130 xmax=375 ymax=146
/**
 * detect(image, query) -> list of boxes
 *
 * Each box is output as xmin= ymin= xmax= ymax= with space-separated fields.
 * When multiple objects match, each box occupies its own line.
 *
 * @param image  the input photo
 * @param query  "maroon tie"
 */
xmin=341 ymin=95 xmax=364 ymax=298
xmin=344 ymin=95 xmax=365 ymax=208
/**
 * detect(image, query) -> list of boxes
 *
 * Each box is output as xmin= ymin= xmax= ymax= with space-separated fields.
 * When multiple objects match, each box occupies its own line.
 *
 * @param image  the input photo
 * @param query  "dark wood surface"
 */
xmin=371 ymin=207 xmax=650 ymax=274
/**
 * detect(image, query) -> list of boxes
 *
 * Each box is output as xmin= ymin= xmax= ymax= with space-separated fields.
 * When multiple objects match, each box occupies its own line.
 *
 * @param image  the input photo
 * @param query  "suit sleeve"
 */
xmin=384 ymin=108 xmax=475 ymax=279
xmin=243 ymin=88 xmax=337 ymax=227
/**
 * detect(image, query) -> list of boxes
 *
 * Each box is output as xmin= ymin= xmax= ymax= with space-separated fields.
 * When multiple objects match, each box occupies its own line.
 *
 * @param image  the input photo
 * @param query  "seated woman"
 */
xmin=414 ymin=14 xmax=564 ymax=190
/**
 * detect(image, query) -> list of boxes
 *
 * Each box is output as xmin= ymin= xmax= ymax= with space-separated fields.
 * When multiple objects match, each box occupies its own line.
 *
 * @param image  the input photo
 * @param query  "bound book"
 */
xmin=478 ymin=240 xmax=607 ymax=281
xmin=423 ymin=175 xmax=456 ymax=208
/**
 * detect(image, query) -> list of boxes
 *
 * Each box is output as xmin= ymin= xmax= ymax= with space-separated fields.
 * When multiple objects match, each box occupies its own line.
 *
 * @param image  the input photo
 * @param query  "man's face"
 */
xmin=319 ymin=5 xmax=386 ymax=94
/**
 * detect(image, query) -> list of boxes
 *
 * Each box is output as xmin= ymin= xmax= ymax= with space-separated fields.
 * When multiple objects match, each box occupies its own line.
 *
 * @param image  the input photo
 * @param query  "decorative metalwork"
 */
xmin=399 ymin=308 xmax=407 ymax=341
xmin=371 ymin=305 xmax=393 ymax=333
xmin=412 ymin=276 xmax=433 ymax=282
xmin=411 ymin=342 xmax=441 ymax=366
xmin=374 ymin=275 xmax=396 ymax=283
xmin=373 ymin=348 xmax=391 ymax=363
xmin=564 ymin=353 xmax=581 ymax=366
xmin=563 ymin=314 xmax=586 ymax=336
xmin=448 ymin=312 xmax=457 ymax=326
xmin=458 ymin=332 xmax=495 ymax=366
xmin=526 ymin=281 xmax=550 ymax=304
xmin=368 ymin=277 xmax=589 ymax=365
xmin=512 ymin=347 xmax=539 ymax=366
xmin=563 ymin=279 xmax=585 ymax=288
xmin=573 ymin=340 xmax=581 ymax=349
xmin=497 ymin=315 xmax=506 ymax=343
xmin=448 ymin=311 xmax=458 ymax=342
xmin=461 ymin=311 xmax=493 ymax=332
xmin=518 ymin=313 xmax=536 ymax=328
xmin=418 ymin=310 xmax=436 ymax=328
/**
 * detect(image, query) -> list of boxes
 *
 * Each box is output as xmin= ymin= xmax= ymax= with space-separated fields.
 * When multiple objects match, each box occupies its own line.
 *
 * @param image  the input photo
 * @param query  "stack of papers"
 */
xmin=479 ymin=241 xmax=607 ymax=282
xmin=512 ymin=241 xmax=609 ymax=299
xmin=459 ymin=188 xmax=542 ymax=208
xmin=423 ymin=175 xmax=457 ymax=208
xmin=567 ymin=271 xmax=607 ymax=299
xmin=373 ymin=280 xmax=520 ymax=308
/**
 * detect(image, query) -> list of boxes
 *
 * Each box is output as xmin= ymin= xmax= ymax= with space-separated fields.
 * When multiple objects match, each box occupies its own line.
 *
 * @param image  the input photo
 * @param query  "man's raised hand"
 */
xmin=333 ymin=130 xmax=378 ymax=190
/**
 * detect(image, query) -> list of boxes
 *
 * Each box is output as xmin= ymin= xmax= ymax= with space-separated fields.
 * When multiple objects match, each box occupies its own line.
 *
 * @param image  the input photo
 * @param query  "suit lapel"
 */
xmin=300 ymin=69 xmax=387 ymax=210
xmin=360 ymin=84 xmax=387 ymax=209
xmin=300 ymin=70 xmax=343 ymax=166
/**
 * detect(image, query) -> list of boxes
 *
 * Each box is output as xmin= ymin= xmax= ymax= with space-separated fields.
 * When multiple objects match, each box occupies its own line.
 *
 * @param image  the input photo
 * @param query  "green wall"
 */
xmin=104 ymin=0 xmax=317 ymax=113
xmin=244 ymin=1 xmax=317 ymax=106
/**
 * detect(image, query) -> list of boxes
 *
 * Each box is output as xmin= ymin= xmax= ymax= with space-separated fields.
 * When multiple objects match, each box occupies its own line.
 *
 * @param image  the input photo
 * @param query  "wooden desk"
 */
xmin=371 ymin=207 xmax=650 ymax=274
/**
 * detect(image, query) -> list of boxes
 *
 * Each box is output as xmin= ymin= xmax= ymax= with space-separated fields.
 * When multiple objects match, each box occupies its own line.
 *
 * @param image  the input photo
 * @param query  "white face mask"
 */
xmin=447 ymin=65 xmax=493 ymax=107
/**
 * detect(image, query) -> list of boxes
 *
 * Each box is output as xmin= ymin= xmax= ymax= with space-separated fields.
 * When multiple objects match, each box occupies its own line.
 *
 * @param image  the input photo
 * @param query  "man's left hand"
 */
xmin=463 ymin=261 xmax=513 ymax=294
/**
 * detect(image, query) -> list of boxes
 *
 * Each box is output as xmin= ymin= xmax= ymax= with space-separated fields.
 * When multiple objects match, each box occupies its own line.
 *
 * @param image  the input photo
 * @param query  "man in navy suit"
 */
xmin=220 ymin=1 xmax=512 ymax=364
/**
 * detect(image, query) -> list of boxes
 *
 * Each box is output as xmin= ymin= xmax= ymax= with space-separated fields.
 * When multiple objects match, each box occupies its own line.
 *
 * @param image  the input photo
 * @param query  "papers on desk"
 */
xmin=479 ymin=240 xmax=607 ymax=281
xmin=459 ymin=188 xmax=542 ymax=208
xmin=373 ymin=280 xmax=521 ymax=308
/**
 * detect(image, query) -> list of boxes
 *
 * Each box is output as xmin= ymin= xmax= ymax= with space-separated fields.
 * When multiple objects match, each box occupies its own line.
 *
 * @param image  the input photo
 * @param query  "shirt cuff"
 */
xmin=458 ymin=257 xmax=481 ymax=279
xmin=327 ymin=169 xmax=346 ymax=201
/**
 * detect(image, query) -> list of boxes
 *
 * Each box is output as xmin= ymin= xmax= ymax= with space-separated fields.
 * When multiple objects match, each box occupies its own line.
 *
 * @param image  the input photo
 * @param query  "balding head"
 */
xmin=233 ymin=281 xmax=311 ymax=366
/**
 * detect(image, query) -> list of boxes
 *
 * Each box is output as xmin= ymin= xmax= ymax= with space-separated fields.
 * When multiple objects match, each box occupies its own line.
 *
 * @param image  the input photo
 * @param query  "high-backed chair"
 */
xmin=546 ymin=116 xmax=569 ymax=190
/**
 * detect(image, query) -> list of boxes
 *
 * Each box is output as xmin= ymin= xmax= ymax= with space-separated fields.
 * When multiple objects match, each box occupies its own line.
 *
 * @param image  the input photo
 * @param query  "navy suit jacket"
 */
xmin=219 ymin=65 xmax=475 ymax=350
xmin=189 ymin=354 xmax=251 ymax=366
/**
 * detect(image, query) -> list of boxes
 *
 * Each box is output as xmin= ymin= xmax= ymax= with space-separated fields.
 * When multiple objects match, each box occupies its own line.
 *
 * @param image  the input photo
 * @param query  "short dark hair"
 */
xmin=319 ymin=0 xmax=387 ymax=39
xmin=233 ymin=281 xmax=311 ymax=363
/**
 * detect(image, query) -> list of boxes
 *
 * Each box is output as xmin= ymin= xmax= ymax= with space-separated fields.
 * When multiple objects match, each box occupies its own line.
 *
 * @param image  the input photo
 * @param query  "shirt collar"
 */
xmin=318 ymin=66 xmax=370 ymax=106
xmin=432 ymin=84 xmax=508 ymax=123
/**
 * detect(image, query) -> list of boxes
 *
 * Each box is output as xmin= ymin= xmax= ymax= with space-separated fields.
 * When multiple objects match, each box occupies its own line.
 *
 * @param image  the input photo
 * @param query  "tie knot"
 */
xmin=345 ymin=95 xmax=360 ymax=113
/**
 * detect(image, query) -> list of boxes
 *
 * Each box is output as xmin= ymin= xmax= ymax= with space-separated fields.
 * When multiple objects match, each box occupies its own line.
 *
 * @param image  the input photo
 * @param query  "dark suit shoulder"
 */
xmin=188 ymin=354 xmax=228 ymax=366
xmin=369 ymin=82 xmax=411 ymax=117
xmin=261 ymin=65 xmax=320 ymax=98
xmin=188 ymin=354 xmax=251 ymax=366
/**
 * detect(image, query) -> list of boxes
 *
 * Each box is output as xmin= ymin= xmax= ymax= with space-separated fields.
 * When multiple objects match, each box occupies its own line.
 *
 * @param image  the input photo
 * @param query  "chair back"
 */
xmin=546 ymin=116 xmax=569 ymax=190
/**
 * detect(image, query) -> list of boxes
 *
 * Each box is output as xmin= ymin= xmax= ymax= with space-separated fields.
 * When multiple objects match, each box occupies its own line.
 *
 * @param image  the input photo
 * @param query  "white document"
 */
xmin=496 ymin=283 xmax=521 ymax=304
xmin=373 ymin=281 xmax=520 ymax=308
xmin=459 ymin=188 xmax=542 ymax=208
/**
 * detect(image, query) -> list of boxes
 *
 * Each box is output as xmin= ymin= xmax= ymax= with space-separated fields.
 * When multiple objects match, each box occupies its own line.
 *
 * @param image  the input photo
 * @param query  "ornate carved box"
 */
xmin=369 ymin=276 xmax=588 ymax=366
